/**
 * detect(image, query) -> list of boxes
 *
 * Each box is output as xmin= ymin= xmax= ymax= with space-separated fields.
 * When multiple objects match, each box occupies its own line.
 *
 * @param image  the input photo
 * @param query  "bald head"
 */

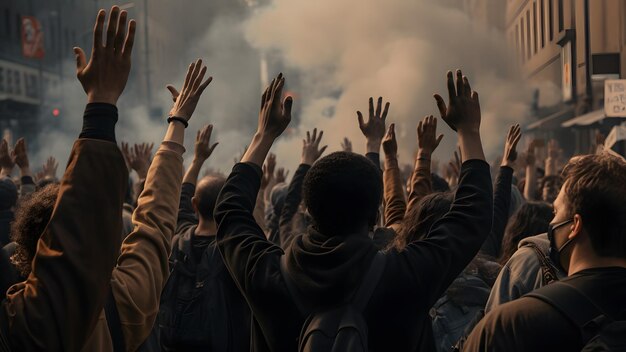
xmin=193 ymin=175 xmax=226 ymax=221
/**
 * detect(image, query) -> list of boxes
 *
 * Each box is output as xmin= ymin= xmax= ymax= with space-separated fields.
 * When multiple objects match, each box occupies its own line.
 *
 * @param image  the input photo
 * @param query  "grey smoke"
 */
xmin=31 ymin=0 xmax=533 ymax=178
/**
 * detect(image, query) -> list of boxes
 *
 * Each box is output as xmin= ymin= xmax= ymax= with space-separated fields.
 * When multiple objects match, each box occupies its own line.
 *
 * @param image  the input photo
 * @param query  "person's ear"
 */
xmin=568 ymin=213 xmax=584 ymax=240
xmin=192 ymin=196 xmax=199 ymax=214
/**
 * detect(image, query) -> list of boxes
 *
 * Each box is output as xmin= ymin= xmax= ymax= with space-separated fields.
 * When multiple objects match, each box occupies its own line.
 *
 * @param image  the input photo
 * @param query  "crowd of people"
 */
xmin=0 ymin=5 xmax=624 ymax=352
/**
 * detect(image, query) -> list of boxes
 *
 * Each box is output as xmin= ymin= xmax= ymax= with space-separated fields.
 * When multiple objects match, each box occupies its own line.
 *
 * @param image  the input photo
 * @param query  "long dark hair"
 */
xmin=389 ymin=192 xmax=453 ymax=251
xmin=498 ymin=201 xmax=553 ymax=265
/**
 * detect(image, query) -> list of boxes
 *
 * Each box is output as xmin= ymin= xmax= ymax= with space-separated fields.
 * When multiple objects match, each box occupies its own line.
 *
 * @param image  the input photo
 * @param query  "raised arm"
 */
xmin=216 ymin=73 xmax=293 ymax=293
xmin=111 ymin=59 xmax=213 ymax=350
xmin=177 ymin=125 xmax=218 ymax=233
xmin=1 ymin=7 xmax=134 ymax=350
xmin=381 ymin=123 xmax=406 ymax=231
xmin=405 ymin=70 xmax=492 ymax=308
xmin=279 ymin=128 xmax=326 ymax=248
xmin=406 ymin=115 xmax=444 ymax=211
xmin=12 ymin=138 xmax=36 ymax=198
xmin=481 ymin=124 xmax=521 ymax=258
xmin=358 ymin=97 xmax=389 ymax=169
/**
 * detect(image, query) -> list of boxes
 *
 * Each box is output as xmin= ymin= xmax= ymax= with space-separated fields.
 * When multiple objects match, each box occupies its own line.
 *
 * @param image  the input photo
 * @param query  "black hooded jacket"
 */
xmin=215 ymin=160 xmax=493 ymax=352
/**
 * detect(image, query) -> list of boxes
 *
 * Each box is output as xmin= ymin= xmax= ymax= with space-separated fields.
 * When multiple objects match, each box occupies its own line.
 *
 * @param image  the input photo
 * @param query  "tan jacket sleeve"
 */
xmin=2 ymin=139 xmax=127 ymax=351
xmin=383 ymin=156 xmax=406 ymax=232
xmin=110 ymin=145 xmax=183 ymax=351
xmin=405 ymin=158 xmax=432 ymax=214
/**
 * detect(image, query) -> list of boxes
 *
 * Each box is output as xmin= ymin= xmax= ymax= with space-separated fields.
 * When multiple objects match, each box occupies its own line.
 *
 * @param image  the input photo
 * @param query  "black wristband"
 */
xmin=167 ymin=116 xmax=189 ymax=128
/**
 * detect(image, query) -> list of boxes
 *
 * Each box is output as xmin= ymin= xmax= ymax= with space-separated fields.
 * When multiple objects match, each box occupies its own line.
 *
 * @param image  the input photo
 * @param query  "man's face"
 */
xmin=549 ymin=186 xmax=574 ymax=270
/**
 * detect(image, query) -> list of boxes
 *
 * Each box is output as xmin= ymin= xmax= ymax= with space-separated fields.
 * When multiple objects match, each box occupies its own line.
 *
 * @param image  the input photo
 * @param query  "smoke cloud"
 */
xmin=30 ymin=0 xmax=533 ymax=178
xmin=244 ymin=0 xmax=532 ymax=169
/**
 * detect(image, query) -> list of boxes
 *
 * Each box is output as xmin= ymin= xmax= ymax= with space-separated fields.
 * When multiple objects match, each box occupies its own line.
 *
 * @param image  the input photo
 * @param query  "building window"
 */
xmin=6 ymin=69 xmax=13 ymax=94
xmin=515 ymin=24 xmax=520 ymax=58
xmin=558 ymin=0 xmax=564 ymax=32
xmin=526 ymin=10 xmax=531 ymax=59
xmin=533 ymin=2 xmax=538 ymax=53
xmin=25 ymin=74 xmax=39 ymax=99
xmin=539 ymin=0 xmax=546 ymax=48
xmin=14 ymin=70 xmax=21 ymax=95
xmin=520 ymin=18 xmax=526 ymax=61
xmin=549 ymin=0 xmax=554 ymax=41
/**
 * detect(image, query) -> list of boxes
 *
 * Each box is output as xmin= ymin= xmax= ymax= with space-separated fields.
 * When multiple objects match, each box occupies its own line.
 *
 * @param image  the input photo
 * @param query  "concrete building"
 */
xmin=506 ymin=0 xmax=626 ymax=154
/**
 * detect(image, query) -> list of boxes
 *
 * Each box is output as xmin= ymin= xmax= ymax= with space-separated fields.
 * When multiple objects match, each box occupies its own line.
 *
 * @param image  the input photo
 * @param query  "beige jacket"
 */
xmin=82 ymin=144 xmax=183 ymax=351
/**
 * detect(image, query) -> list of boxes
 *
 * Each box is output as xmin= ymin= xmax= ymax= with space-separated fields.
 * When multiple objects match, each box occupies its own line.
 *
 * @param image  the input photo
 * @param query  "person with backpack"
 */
xmin=154 ymin=123 xmax=251 ymax=352
xmin=215 ymin=70 xmax=493 ymax=351
xmin=464 ymin=152 xmax=626 ymax=351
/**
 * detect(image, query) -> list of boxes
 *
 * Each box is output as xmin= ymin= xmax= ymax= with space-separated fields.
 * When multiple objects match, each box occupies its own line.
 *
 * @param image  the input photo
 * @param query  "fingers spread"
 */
xmin=114 ymin=10 xmax=128 ymax=54
xmin=105 ymin=6 xmax=120 ymax=50
xmin=93 ymin=10 xmax=106 ymax=50
xmin=122 ymin=20 xmax=136 ymax=59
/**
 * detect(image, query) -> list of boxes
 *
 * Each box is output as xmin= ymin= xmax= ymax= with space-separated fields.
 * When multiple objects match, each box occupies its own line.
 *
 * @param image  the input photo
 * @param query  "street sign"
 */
xmin=605 ymin=79 xmax=626 ymax=117
xmin=21 ymin=16 xmax=45 ymax=59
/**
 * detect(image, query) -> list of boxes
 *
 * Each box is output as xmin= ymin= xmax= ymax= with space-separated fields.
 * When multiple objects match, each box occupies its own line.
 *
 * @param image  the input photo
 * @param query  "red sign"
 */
xmin=21 ymin=16 xmax=45 ymax=59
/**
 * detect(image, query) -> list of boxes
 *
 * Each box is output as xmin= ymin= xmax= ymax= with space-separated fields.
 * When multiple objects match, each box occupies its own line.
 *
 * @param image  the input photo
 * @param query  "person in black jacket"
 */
xmin=215 ymin=70 xmax=492 ymax=351
xmin=155 ymin=124 xmax=251 ymax=352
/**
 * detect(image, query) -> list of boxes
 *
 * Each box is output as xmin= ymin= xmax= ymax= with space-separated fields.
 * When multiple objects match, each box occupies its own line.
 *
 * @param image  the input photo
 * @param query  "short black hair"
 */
xmin=11 ymin=183 xmax=59 ymax=277
xmin=303 ymin=152 xmax=382 ymax=236
xmin=195 ymin=175 xmax=226 ymax=221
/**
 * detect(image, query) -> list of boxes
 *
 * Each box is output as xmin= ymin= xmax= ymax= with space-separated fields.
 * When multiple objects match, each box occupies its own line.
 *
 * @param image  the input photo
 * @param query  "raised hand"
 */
xmin=120 ymin=142 xmax=132 ymax=171
xmin=417 ymin=115 xmax=444 ymax=156
xmin=433 ymin=70 xmax=481 ymax=133
xmin=547 ymin=139 xmax=560 ymax=159
xmin=11 ymin=138 xmax=29 ymax=170
xmin=256 ymin=73 xmax=292 ymax=139
xmin=275 ymin=168 xmax=289 ymax=184
xmin=382 ymin=124 xmax=398 ymax=158
xmin=0 ymin=140 xmax=15 ymax=175
xmin=261 ymin=153 xmax=276 ymax=189
xmin=167 ymin=59 xmax=213 ymax=122
xmin=357 ymin=97 xmax=390 ymax=153
xmin=130 ymin=143 xmax=153 ymax=179
xmin=194 ymin=125 xmax=219 ymax=162
xmin=302 ymin=128 xmax=328 ymax=166
xmin=42 ymin=157 xmax=59 ymax=179
xmin=501 ymin=124 xmax=522 ymax=167
xmin=74 ymin=6 xmax=136 ymax=105
xmin=341 ymin=137 xmax=353 ymax=153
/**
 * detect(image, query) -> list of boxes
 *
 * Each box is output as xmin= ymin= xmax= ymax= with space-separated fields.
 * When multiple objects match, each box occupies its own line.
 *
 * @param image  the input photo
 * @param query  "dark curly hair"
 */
xmin=10 ymin=184 xmax=59 ymax=277
xmin=303 ymin=151 xmax=382 ymax=236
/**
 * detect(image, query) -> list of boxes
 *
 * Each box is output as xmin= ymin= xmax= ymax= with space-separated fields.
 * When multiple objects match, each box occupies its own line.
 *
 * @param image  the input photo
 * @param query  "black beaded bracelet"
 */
xmin=167 ymin=116 xmax=189 ymax=128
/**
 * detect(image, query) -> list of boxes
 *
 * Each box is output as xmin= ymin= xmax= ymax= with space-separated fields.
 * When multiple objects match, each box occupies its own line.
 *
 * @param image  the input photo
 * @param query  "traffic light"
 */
xmin=52 ymin=108 xmax=60 ymax=117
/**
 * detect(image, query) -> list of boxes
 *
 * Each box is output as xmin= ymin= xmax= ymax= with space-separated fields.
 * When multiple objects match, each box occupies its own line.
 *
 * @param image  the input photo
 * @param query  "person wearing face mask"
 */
xmin=463 ymin=152 xmax=626 ymax=352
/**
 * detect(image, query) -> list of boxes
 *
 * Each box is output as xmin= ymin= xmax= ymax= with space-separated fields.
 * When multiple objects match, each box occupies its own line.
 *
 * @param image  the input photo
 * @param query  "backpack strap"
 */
xmin=105 ymin=286 xmax=127 ymax=352
xmin=524 ymin=242 xmax=559 ymax=285
xmin=353 ymin=251 xmax=386 ymax=311
xmin=525 ymin=281 xmax=605 ymax=342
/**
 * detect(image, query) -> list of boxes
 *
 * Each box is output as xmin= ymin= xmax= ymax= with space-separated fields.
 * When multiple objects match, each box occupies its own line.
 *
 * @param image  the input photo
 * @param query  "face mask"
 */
xmin=547 ymin=219 xmax=574 ymax=273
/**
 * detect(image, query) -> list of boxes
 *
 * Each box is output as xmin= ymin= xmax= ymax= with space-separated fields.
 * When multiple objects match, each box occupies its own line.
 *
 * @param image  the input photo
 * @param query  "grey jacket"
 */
xmin=485 ymin=233 xmax=567 ymax=313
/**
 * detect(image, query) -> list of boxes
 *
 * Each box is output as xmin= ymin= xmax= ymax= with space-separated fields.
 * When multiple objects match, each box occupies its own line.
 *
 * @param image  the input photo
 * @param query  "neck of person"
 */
xmin=567 ymin=241 xmax=626 ymax=275
xmin=195 ymin=218 xmax=217 ymax=237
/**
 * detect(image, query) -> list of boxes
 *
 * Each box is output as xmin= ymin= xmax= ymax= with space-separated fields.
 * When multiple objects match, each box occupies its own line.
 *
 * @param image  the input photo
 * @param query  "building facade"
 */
xmin=506 ymin=0 xmax=626 ymax=153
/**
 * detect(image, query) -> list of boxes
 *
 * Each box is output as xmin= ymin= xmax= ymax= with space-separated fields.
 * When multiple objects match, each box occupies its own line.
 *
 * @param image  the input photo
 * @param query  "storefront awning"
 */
xmin=560 ymin=109 xmax=621 ymax=127
xmin=526 ymin=107 xmax=575 ymax=131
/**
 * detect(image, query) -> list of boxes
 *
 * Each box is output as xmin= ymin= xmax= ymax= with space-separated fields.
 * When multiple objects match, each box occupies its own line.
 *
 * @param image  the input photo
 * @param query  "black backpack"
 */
xmin=526 ymin=281 xmax=626 ymax=352
xmin=156 ymin=233 xmax=235 ymax=351
xmin=280 ymin=252 xmax=386 ymax=352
